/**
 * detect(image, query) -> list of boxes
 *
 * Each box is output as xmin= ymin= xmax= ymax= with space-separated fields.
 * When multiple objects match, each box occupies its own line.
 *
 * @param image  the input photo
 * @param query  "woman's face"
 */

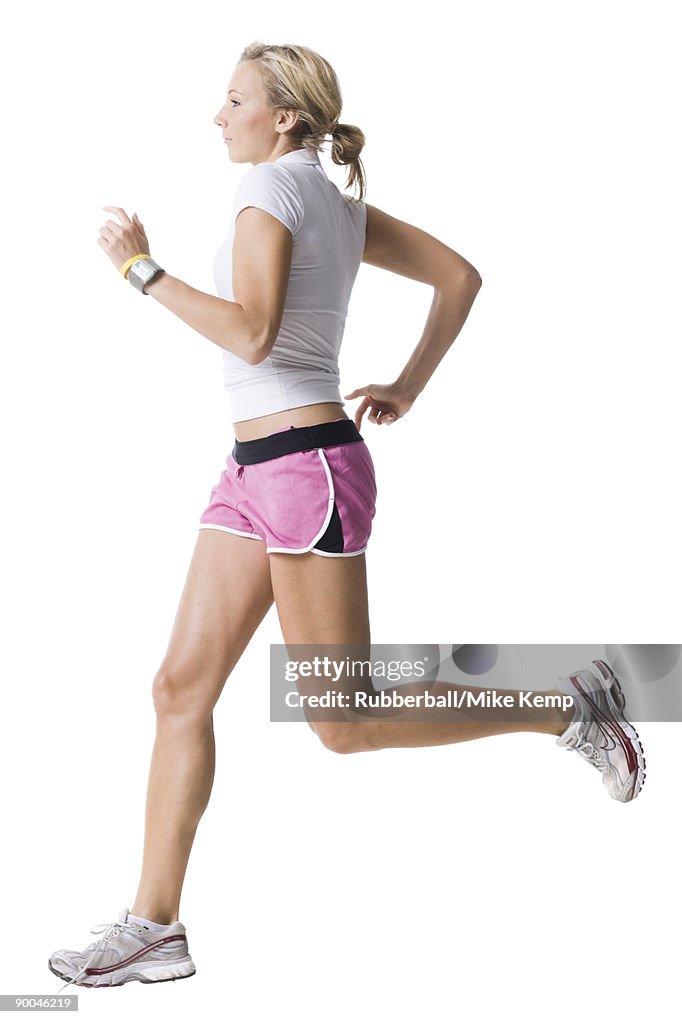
xmin=214 ymin=61 xmax=297 ymax=164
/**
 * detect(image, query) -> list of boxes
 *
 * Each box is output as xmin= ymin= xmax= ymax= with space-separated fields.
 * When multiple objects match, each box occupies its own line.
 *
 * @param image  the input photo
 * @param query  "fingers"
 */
xmin=344 ymin=386 xmax=374 ymax=401
xmin=364 ymin=407 xmax=397 ymax=427
xmin=102 ymin=205 xmax=133 ymax=226
xmin=354 ymin=397 xmax=370 ymax=431
xmin=101 ymin=207 xmax=146 ymax=236
xmin=100 ymin=207 xmax=146 ymax=238
xmin=344 ymin=387 xmax=398 ymax=428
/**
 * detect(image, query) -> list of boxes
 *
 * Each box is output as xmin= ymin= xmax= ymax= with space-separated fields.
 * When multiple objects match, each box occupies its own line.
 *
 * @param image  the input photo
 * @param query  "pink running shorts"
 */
xmin=198 ymin=418 xmax=377 ymax=557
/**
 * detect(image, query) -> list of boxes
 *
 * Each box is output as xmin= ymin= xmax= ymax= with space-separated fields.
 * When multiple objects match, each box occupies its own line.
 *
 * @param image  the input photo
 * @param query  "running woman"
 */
xmin=49 ymin=40 xmax=646 ymax=990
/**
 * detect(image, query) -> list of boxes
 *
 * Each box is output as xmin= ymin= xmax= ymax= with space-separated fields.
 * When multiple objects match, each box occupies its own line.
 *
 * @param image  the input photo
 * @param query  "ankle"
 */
xmin=130 ymin=904 xmax=178 ymax=925
xmin=548 ymin=689 xmax=578 ymax=735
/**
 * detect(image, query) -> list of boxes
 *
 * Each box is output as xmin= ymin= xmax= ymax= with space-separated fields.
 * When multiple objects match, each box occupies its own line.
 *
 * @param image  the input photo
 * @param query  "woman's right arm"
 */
xmin=362 ymin=204 xmax=482 ymax=401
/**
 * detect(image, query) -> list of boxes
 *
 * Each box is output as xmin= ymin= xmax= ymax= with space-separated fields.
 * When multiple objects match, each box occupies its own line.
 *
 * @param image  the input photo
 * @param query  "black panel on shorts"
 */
xmin=312 ymin=501 xmax=344 ymax=553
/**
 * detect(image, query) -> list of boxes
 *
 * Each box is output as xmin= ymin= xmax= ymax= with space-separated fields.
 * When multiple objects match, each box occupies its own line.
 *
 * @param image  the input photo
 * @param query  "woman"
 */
xmin=49 ymin=41 xmax=645 ymax=990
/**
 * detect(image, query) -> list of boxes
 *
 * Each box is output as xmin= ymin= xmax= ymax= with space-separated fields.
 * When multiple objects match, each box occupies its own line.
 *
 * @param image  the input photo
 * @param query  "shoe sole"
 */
xmin=48 ymin=957 xmax=196 ymax=987
xmin=572 ymin=659 xmax=646 ymax=801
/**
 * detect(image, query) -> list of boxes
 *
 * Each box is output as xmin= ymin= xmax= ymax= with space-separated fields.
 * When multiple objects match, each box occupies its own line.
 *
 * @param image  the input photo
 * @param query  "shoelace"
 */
xmin=569 ymin=737 xmax=608 ymax=771
xmin=56 ymin=920 xmax=143 ymax=993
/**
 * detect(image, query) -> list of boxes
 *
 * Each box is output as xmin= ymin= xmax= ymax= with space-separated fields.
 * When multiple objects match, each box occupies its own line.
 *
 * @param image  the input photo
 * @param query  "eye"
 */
xmin=230 ymin=99 xmax=240 ymax=107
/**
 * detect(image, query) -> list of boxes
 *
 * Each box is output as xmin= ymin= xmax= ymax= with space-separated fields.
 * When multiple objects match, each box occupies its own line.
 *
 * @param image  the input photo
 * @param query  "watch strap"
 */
xmin=128 ymin=257 xmax=165 ymax=294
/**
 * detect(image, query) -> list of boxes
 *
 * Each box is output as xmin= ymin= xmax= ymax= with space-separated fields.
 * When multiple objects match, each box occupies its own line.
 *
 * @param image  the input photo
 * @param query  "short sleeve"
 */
xmin=232 ymin=163 xmax=304 ymax=237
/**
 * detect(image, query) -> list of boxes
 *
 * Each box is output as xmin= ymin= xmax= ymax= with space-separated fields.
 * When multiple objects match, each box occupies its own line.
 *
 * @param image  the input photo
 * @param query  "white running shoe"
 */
xmin=48 ymin=907 xmax=196 ymax=990
xmin=556 ymin=658 xmax=646 ymax=802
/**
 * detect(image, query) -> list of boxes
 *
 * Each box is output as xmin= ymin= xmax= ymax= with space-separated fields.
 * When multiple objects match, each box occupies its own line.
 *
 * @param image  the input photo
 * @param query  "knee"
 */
xmin=152 ymin=666 xmax=205 ymax=717
xmin=315 ymin=721 xmax=377 ymax=755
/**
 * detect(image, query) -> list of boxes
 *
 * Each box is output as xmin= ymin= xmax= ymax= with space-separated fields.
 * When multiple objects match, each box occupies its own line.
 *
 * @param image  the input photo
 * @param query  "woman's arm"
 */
xmin=147 ymin=206 xmax=293 ymax=365
xmin=144 ymin=273 xmax=262 ymax=363
xmin=98 ymin=205 xmax=292 ymax=366
xmin=362 ymin=204 xmax=483 ymax=399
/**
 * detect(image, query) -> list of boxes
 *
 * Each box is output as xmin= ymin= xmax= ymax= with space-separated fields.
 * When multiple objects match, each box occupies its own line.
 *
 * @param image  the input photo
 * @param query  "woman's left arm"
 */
xmin=97 ymin=205 xmax=287 ymax=366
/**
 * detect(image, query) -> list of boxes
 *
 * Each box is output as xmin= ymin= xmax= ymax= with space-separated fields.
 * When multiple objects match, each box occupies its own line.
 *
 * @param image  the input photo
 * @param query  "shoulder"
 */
xmin=233 ymin=161 xmax=305 ymax=236
xmin=343 ymin=194 xmax=367 ymax=215
xmin=342 ymin=193 xmax=368 ymax=237
xmin=233 ymin=162 xmax=305 ymax=236
xmin=235 ymin=161 xmax=303 ymax=203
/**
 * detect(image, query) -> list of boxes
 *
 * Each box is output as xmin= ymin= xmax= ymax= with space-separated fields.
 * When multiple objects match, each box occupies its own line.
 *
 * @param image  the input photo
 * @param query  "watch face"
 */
xmin=132 ymin=259 xmax=154 ymax=281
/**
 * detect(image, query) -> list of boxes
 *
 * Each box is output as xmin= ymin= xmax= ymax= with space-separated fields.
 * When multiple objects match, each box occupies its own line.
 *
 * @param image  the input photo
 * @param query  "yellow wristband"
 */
xmin=120 ymin=253 xmax=152 ymax=279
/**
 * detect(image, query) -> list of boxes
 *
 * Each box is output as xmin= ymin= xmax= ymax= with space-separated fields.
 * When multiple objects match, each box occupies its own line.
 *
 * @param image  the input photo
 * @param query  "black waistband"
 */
xmin=232 ymin=418 xmax=363 ymax=465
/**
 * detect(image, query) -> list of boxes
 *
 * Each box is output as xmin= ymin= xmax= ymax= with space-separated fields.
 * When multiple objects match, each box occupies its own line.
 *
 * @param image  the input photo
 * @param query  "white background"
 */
xmin=1 ymin=0 xmax=680 ymax=1020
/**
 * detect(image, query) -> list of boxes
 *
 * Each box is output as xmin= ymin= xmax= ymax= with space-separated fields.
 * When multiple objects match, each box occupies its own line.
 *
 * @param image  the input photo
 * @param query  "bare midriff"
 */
xmin=233 ymin=401 xmax=351 ymax=442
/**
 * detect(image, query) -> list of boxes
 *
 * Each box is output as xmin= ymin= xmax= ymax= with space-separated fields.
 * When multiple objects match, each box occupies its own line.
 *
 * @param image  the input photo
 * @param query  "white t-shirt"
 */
xmin=213 ymin=147 xmax=367 ymax=421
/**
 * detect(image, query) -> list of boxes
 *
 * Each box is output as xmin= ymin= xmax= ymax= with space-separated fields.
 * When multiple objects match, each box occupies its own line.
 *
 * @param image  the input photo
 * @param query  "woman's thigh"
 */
xmin=269 ymin=550 xmax=370 ymax=646
xmin=154 ymin=528 xmax=274 ymax=713
xmin=269 ymin=550 xmax=374 ymax=735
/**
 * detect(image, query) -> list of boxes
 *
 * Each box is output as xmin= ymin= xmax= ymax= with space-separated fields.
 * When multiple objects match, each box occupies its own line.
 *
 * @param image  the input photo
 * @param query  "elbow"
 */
xmin=464 ymin=267 xmax=483 ymax=290
xmin=439 ymin=264 xmax=482 ymax=293
xmin=245 ymin=327 xmax=275 ymax=366
xmin=452 ymin=253 xmax=482 ymax=289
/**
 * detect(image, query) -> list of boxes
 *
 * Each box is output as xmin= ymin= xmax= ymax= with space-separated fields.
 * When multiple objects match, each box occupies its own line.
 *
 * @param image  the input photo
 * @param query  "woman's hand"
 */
xmin=343 ymin=381 xmax=416 ymax=431
xmin=97 ymin=206 xmax=151 ymax=273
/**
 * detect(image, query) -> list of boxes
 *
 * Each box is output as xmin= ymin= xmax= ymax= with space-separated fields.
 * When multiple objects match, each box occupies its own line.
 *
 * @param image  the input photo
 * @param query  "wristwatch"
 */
xmin=127 ymin=256 xmax=165 ymax=294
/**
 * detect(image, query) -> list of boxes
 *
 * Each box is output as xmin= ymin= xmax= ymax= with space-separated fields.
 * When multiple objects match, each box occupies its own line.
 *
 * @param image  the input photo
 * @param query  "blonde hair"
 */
xmin=238 ymin=41 xmax=367 ymax=202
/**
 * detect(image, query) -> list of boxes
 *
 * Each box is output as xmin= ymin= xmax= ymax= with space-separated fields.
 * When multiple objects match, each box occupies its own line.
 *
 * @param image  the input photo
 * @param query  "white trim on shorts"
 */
xmin=309 ymin=546 xmax=368 ymax=558
xmin=197 ymin=524 xmax=263 ymax=540
xmin=197 ymin=524 xmax=367 ymax=557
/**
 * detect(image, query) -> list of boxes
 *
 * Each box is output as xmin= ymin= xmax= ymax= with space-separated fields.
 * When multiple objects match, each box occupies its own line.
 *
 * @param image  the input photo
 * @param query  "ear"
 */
xmin=276 ymin=108 xmax=300 ymax=134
